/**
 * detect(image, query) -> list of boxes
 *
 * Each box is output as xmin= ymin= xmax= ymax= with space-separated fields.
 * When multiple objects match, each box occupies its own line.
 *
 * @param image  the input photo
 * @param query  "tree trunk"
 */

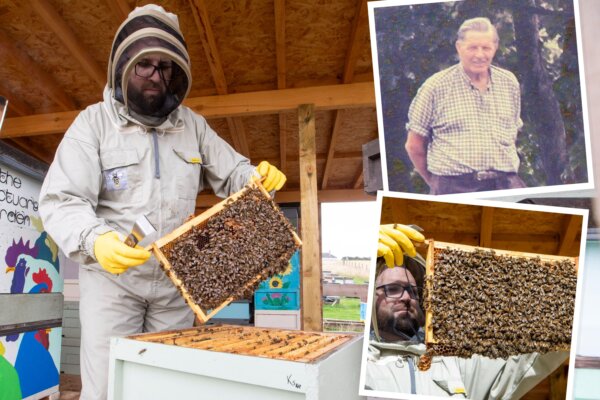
xmin=512 ymin=0 xmax=568 ymax=185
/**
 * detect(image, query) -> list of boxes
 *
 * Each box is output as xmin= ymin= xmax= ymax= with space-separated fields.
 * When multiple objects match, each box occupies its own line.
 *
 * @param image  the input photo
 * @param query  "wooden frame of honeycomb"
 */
xmin=150 ymin=180 xmax=302 ymax=323
xmin=128 ymin=324 xmax=355 ymax=362
xmin=423 ymin=240 xmax=578 ymax=366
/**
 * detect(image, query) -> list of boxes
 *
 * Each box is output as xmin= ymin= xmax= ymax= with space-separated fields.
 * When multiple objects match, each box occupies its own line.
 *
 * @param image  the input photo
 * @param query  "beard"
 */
xmin=378 ymin=304 xmax=425 ymax=340
xmin=127 ymin=82 xmax=168 ymax=116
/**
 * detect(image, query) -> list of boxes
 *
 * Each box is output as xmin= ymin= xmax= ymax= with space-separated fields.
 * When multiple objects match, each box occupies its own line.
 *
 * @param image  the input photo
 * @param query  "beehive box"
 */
xmin=107 ymin=325 xmax=364 ymax=400
xmin=151 ymin=181 xmax=301 ymax=323
xmin=422 ymin=240 xmax=578 ymax=366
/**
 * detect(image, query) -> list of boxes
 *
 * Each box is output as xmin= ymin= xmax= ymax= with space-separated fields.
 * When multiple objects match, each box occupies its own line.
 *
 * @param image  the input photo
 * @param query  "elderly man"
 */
xmin=405 ymin=17 xmax=526 ymax=195
xmin=366 ymin=225 xmax=568 ymax=398
xmin=38 ymin=5 xmax=285 ymax=399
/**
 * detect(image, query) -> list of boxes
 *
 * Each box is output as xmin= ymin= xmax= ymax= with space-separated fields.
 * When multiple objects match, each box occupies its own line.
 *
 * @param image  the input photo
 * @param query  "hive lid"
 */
xmin=128 ymin=324 xmax=357 ymax=363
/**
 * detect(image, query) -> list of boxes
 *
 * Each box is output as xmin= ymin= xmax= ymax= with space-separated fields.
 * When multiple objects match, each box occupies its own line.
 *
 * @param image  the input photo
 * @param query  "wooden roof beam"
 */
xmin=30 ymin=0 xmax=105 ymax=89
xmin=0 ymin=31 xmax=76 ymax=111
xmin=188 ymin=0 xmax=251 ymax=161
xmin=558 ymin=214 xmax=581 ymax=255
xmin=275 ymin=0 xmax=288 ymax=174
xmin=321 ymin=110 xmax=344 ymax=189
xmin=188 ymin=0 xmax=228 ymax=94
xmin=321 ymin=0 xmax=368 ymax=189
xmin=105 ymin=0 xmax=130 ymax=22
xmin=2 ymin=82 xmax=375 ymax=138
xmin=342 ymin=0 xmax=369 ymax=84
xmin=353 ymin=167 xmax=364 ymax=189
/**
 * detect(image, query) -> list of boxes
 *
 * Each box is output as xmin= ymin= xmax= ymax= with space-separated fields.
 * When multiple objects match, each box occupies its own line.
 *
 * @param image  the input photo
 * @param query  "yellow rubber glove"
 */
xmin=94 ymin=231 xmax=151 ymax=274
xmin=378 ymin=224 xmax=425 ymax=268
xmin=256 ymin=161 xmax=286 ymax=192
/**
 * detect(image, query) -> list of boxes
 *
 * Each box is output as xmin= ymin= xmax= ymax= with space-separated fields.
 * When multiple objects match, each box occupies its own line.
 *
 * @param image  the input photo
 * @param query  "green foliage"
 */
xmin=323 ymin=297 xmax=362 ymax=321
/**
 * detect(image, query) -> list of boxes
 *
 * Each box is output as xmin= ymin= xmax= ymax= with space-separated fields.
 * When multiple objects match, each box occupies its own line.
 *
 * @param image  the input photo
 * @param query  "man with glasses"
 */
xmin=365 ymin=224 xmax=568 ymax=398
xmin=39 ymin=5 xmax=285 ymax=400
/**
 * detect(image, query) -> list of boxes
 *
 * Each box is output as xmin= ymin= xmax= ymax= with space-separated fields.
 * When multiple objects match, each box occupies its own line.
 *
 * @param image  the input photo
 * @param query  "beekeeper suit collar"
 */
xmin=107 ymin=4 xmax=191 ymax=126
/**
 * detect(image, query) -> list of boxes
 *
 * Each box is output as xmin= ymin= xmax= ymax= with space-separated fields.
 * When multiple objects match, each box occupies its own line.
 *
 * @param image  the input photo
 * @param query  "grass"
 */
xmin=323 ymin=297 xmax=362 ymax=321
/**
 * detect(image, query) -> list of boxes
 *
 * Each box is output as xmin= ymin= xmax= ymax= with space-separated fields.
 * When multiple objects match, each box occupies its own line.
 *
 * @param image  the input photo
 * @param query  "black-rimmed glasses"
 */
xmin=376 ymin=283 xmax=419 ymax=299
xmin=135 ymin=60 xmax=173 ymax=82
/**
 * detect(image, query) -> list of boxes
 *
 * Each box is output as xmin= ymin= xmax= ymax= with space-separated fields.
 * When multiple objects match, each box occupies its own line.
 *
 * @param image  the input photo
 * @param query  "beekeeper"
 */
xmin=366 ymin=224 xmax=569 ymax=399
xmin=38 ymin=5 xmax=285 ymax=399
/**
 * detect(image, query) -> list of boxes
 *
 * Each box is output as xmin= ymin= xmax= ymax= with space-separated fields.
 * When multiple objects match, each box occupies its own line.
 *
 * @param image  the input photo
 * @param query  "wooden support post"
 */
xmin=298 ymin=103 xmax=322 ymax=332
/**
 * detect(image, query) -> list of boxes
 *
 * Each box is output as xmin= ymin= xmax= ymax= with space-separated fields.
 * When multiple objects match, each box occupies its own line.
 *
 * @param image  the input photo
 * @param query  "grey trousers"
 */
xmin=429 ymin=172 xmax=526 ymax=195
xmin=78 ymin=262 xmax=194 ymax=400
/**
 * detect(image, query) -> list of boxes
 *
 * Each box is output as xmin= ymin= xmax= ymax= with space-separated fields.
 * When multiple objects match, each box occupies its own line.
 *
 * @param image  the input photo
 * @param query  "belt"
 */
xmin=447 ymin=171 xmax=513 ymax=181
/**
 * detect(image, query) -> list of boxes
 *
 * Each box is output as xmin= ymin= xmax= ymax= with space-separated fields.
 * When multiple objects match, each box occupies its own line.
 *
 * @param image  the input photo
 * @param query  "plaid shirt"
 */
xmin=406 ymin=64 xmax=522 ymax=176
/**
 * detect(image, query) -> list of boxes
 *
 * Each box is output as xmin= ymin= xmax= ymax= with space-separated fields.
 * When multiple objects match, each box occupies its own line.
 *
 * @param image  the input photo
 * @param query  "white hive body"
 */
xmin=108 ymin=325 xmax=363 ymax=400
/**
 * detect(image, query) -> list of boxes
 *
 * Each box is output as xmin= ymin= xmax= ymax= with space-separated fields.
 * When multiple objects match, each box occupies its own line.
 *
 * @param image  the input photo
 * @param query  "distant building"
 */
xmin=321 ymin=252 xmax=337 ymax=260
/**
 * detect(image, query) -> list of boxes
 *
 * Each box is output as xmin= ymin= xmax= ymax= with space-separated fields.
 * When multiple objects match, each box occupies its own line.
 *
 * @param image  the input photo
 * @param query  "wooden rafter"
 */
xmin=0 ymin=30 xmax=76 ymax=111
xmin=2 ymin=82 xmax=375 ymax=138
xmin=188 ymin=0 xmax=250 ymax=157
xmin=0 ymin=84 xmax=34 ymax=116
xmin=342 ymin=0 xmax=369 ymax=84
xmin=558 ymin=214 xmax=581 ymax=256
xmin=30 ymin=0 xmax=105 ymax=89
xmin=4 ymin=137 xmax=53 ymax=165
xmin=275 ymin=0 xmax=288 ymax=174
xmin=322 ymin=0 xmax=369 ymax=189
xmin=188 ymin=0 xmax=228 ymax=94
xmin=105 ymin=0 xmax=130 ymax=22
xmin=0 ymin=92 xmax=49 ymax=164
xmin=353 ymin=167 xmax=364 ymax=189
xmin=479 ymin=207 xmax=494 ymax=247
xmin=226 ymin=117 xmax=250 ymax=158
xmin=279 ymin=113 xmax=287 ymax=172
xmin=321 ymin=109 xmax=344 ymax=189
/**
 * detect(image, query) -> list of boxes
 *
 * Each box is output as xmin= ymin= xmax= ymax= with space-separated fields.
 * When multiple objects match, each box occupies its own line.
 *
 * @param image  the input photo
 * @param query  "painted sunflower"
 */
xmin=269 ymin=276 xmax=283 ymax=289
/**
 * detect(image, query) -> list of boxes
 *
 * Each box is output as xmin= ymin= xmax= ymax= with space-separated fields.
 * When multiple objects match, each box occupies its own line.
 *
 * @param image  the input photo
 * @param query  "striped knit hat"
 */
xmin=108 ymin=4 xmax=191 ymax=117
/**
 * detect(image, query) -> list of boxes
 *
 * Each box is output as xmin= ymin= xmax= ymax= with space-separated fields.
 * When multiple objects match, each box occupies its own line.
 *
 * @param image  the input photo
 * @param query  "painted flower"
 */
xmin=269 ymin=276 xmax=283 ymax=289
xmin=281 ymin=262 xmax=293 ymax=276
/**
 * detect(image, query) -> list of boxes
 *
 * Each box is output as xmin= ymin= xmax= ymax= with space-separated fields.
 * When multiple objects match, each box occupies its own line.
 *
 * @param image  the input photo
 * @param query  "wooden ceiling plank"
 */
xmin=0 ymin=84 xmax=34 ymax=116
xmin=0 ymin=31 xmax=76 ymax=111
xmin=274 ymin=0 xmax=286 ymax=90
xmin=188 ymin=0 xmax=228 ymax=95
xmin=558 ymin=214 xmax=581 ymax=256
xmin=321 ymin=109 xmax=344 ymax=189
xmin=279 ymin=113 xmax=287 ymax=172
xmin=226 ymin=117 xmax=250 ymax=158
xmin=105 ymin=0 xmax=130 ymax=22
xmin=30 ymin=0 xmax=105 ymax=89
xmin=479 ymin=206 xmax=494 ymax=247
xmin=342 ymin=0 xmax=369 ymax=84
xmin=2 ymin=82 xmax=375 ymax=137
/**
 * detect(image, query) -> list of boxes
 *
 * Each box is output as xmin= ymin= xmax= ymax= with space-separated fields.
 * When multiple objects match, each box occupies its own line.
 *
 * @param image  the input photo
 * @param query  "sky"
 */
xmin=320 ymin=201 xmax=379 ymax=259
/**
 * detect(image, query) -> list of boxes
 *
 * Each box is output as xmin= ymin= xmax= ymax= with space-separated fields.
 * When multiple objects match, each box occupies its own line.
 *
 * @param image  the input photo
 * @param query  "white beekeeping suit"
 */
xmin=39 ymin=4 xmax=256 ymax=400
